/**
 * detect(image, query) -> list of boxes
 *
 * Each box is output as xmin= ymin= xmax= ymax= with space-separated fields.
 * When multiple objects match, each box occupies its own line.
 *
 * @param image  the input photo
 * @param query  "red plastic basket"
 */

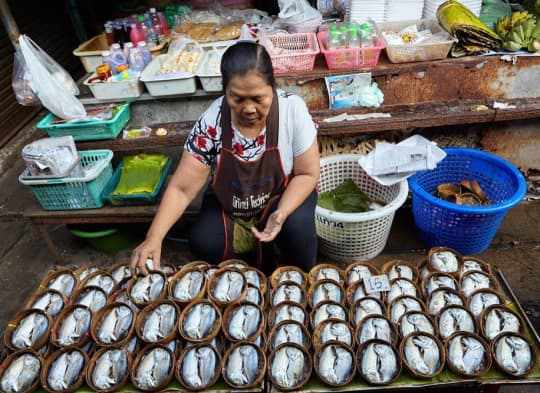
xmin=264 ymin=33 xmax=319 ymax=74
xmin=317 ymin=31 xmax=385 ymax=70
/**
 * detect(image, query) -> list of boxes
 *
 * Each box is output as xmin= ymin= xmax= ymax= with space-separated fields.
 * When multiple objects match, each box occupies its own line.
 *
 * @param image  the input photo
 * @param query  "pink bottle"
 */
xmin=158 ymin=12 xmax=170 ymax=35
xmin=129 ymin=23 xmax=146 ymax=45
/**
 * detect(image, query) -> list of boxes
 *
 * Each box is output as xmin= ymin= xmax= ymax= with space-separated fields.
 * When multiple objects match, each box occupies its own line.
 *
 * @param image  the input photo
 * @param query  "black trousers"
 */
xmin=188 ymin=189 xmax=318 ymax=274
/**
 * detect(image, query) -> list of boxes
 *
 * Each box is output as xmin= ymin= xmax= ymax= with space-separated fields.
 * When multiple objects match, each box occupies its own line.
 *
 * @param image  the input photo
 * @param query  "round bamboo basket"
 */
xmin=445 ymin=332 xmax=492 ymax=377
xmin=268 ymin=301 xmax=308 ymax=328
xmin=479 ymin=304 xmax=525 ymax=341
xmin=40 ymin=347 xmax=89 ymax=393
xmin=168 ymin=266 xmax=207 ymax=307
xmin=222 ymin=301 xmax=265 ymax=342
xmin=73 ymin=265 xmax=102 ymax=282
xmin=218 ymin=258 xmax=249 ymax=269
xmin=270 ymin=281 xmax=307 ymax=308
xmin=397 ymin=311 xmax=437 ymax=340
xmin=0 ymin=350 xmax=43 ymax=393
xmin=422 ymin=271 xmax=459 ymax=298
xmin=308 ymin=263 xmax=345 ymax=286
xmin=387 ymin=294 xmax=427 ymax=324
xmin=240 ymin=266 xmax=268 ymax=296
xmin=135 ymin=300 xmax=180 ymax=345
xmin=312 ymin=318 xmax=354 ymax=352
xmin=350 ymin=297 xmax=385 ymax=327
xmin=427 ymin=246 xmax=463 ymax=278
xmin=308 ymin=279 xmax=345 ymax=309
xmin=175 ymin=343 xmax=222 ymax=391
xmin=344 ymin=261 xmax=379 ymax=286
xmin=90 ymin=302 xmax=136 ymax=347
xmin=269 ymin=319 xmax=311 ymax=351
xmin=4 ymin=308 xmax=51 ymax=351
xmin=70 ymin=285 xmax=108 ymax=314
xmin=310 ymin=300 xmax=348 ymax=331
xmin=130 ymin=344 xmax=176 ymax=391
xmin=222 ymin=341 xmax=266 ymax=389
xmin=50 ymin=305 xmax=92 ymax=349
xmin=459 ymin=270 xmax=499 ymax=298
xmin=270 ymin=265 xmax=308 ymax=289
xmin=25 ymin=288 xmax=67 ymax=318
xmin=387 ymin=277 xmax=421 ymax=304
xmin=400 ymin=332 xmax=445 ymax=378
xmin=461 ymin=255 xmax=492 ymax=276
xmin=178 ymin=299 xmax=222 ymax=343
xmin=78 ymin=271 xmax=118 ymax=296
xmin=466 ymin=287 xmax=505 ymax=318
xmin=314 ymin=340 xmax=356 ymax=387
xmin=126 ymin=271 xmax=168 ymax=308
xmin=85 ymin=347 xmax=132 ymax=392
xmin=206 ymin=267 xmax=248 ymax=308
xmin=181 ymin=260 xmax=212 ymax=271
xmin=355 ymin=314 xmax=399 ymax=347
xmin=491 ymin=332 xmax=538 ymax=378
xmin=382 ymin=259 xmax=420 ymax=283
xmin=38 ymin=269 xmax=78 ymax=300
xmin=436 ymin=304 xmax=477 ymax=341
xmin=426 ymin=287 xmax=465 ymax=317
xmin=357 ymin=339 xmax=401 ymax=385
xmin=107 ymin=261 xmax=133 ymax=285
xmin=267 ymin=342 xmax=312 ymax=391
xmin=346 ymin=280 xmax=384 ymax=307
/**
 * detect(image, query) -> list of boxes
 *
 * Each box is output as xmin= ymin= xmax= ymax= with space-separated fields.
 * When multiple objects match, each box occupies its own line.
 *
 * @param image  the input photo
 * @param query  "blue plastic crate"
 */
xmin=35 ymin=104 xmax=130 ymax=141
xmin=19 ymin=150 xmax=113 ymax=210
xmin=408 ymin=148 xmax=527 ymax=254
xmin=101 ymin=156 xmax=172 ymax=206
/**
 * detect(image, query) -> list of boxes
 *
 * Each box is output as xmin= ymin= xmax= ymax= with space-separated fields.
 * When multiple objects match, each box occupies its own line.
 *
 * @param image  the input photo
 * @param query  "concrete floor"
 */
xmin=0 ymin=124 xmax=539 ymax=392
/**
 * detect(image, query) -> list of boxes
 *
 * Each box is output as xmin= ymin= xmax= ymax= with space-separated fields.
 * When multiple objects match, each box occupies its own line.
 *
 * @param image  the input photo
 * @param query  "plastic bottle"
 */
xmin=110 ymin=43 xmax=129 ymax=72
xmin=129 ymin=23 xmax=146 ymax=45
xmin=148 ymin=7 xmax=163 ymax=35
xmin=327 ymin=30 xmax=341 ymax=50
xmin=348 ymin=25 xmax=361 ymax=48
xmin=137 ymin=41 xmax=152 ymax=66
xmin=128 ymin=47 xmax=145 ymax=73
xmin=101 ymin=50 xmax=117 ymax=75
xmin=339 ymin=25 xmax=349 ymax=48
xmin=104 ymin=22 xmax=114 ymax=46
xmin=326 ymin=24 xmax=337 ymax=49
xmin=144 ymin=19 xmax=159 ymax=48
xmin=123 ymin=42 xmax=134 ymax=59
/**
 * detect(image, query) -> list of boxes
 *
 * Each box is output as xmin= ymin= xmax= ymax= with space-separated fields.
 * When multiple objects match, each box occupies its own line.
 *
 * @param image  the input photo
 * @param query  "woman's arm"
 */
xmin=131 ymin=152 xmax=211 ymax=274
xmin=252 ymin=138 xmax=320 ymax=242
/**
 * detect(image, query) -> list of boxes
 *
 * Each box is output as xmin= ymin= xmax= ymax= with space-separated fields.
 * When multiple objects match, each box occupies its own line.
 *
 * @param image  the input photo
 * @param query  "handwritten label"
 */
xmin=364 ymin=275 xmax=391 ymax=294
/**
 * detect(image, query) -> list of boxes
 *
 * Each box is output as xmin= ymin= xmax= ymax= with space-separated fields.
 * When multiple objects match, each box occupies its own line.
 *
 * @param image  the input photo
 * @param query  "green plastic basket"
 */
xmin=19 ymin=150 xmax=113 ymax=210
xmin=35 ymin=104 xmax=130 ymax=141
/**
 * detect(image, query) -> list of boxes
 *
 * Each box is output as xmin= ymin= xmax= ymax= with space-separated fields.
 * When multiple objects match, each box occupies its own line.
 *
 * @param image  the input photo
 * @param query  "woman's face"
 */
xmin=226 ymin=70 xmax=273 ymax=132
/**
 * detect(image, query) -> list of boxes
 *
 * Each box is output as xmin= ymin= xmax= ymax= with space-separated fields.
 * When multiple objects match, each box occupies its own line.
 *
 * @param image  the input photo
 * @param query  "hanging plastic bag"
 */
xmin=275 ymin=0 xmax=322 ymax=33
xmin=18 ymin=34 xmax=86 ymax=120
xmin=12 ymin=47 xmax=41 ymax=106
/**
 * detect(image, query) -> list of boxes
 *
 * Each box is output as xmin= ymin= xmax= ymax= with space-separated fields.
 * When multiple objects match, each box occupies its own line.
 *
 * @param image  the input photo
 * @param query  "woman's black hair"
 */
xmin=220 ymin=41 xmax=276 ymax=90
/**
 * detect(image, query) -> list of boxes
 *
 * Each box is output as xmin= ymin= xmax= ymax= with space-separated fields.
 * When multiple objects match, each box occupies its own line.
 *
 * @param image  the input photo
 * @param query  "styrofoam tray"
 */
xmin=83 ymin=74 xmax=144 ymax=100
xmin=140 ymin=54 xmax=197 ymax=97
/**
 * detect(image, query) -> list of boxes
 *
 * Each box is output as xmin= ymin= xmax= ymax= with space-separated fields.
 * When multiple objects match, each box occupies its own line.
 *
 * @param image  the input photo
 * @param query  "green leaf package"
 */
xmin=317 ymin=179 xmax=372 ymax=213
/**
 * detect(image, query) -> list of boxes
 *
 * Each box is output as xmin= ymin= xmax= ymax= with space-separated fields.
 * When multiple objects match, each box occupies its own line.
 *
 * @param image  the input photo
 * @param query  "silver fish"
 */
xmin=272 ymin=284 xmax=304 ymax=306
xmin=213 ymin=271 xmax=244 ymax=302
xmin=277 ymin=270 xmax=305 ymax=286
xmin=123 ymin=335 xmax=139 ymax=355
xmin=31 ymin=291 xmax=64 ymax=317
xmin=74 ymin=287 xmax=107 ymax=314
xmin=312 ymin=302 xmax=347 ymax=328
xmin=314 ymin=267 xmax=341 ymax=283
xmin=347 ymin=265 xmax=373 ymax=285
xmin=174 ymin=271 xmax=205 ymax=302
xmin=358 ymin=317 xmax=394 ymax=345
xmin=110 ymin=265 xmax=132 ymax=284
xmin=311 ymin=281 xmax=343 ymax=307
xmin=246 ymin=286 xmax=262 ymax=306
xmin=91 ymin=349 xmax=128 ymax=390
xmin=399 ymin=312 xmax=435 ymax=337
xmin=404 ymin=335 xmax=440 ymax=376
xmin=495 ymin=335 xmax=532 ymax=376
xmin=47 ymin=350 xmax=85 ymax=391
xmin=228 ymin=304 xmax=260 ymax=340
xmin=350 ymin=282 xmax=382 ymax=303
xmin=77 ymin=267 xmax=100 ymax=282
xmin=243 ymin=270 xmax=261 ymax=288
xmin=183 ymin=303 xmax=217 ymax=340
xmin=11 ymin=312 xmax=48 ymax=349
xmin=130 ymin=273 xmax=165 ymax=304
xmin=483 ymin=307 xmax=521 ymax=340
xmin=272 ymin=322 xmax=306 ymax=349
xmin=47 ymin=273 xmax=76 ymax=298
xmin=181 ymin=346 xmax=218 ymax=388
xmin=320 ymin=321 xmax=352 ymax=346
xmin=387 ymin=264 xmax=415 ymax=281
xmin=430 ymin=251 xmax=459 ymax=273
xmin=57 ymin=307 xmax=91 ymax=346
xmin=226 ymin=344 xmax=260 ymax=386
xmin=0 ymin=353 xmax=41 ymax=393
xmin=387 ymin=279 xmax=418 ymax=304
xmin=134 ymin=347 xmax=171 ymax=390
xmin=84 ymin=273 xmax=116 ymax=295
xmin=271 ymin=346 xmax=305 ymax=389
xmin=271 ymin=303 xmax=305 ymax=326
xmin=389 ymin=296 xmax=423 ymax=324
xmin=142 ymin=304 xmax=177 ymax=342
xmin=353 ymin=298 xmax=384 ymax=326
xmin=448 ymin=335 xmax=487 ymax=376
xmin=438 ymin=307 xmax=475 ymax=339
xmin=97 ymin=305 xmax=133 ymax=344
xmin=461 ymin=271 xmax=494 ymax=297
xmin=426 ymin=274 xmax=457 ymax=296
xmin=113 ymin=290 xmax=140 ymax=312
xmin=462 ymin=259 xmax=487 ymax=273
xmin=317 ymin=344 xmax=353 ymax=385
xmin=469 ymin=290 xmax=501 ymax=318
xmin=428 ymin=289 xmax=463 ymax=316
xmin=205 ymin=267 xmax=218 ymax=280
xmin=361 ymin=342 xmax=398 ymax=384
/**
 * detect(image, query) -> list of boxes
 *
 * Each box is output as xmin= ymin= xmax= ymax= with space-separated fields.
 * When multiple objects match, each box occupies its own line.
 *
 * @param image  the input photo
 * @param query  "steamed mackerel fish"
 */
xmin=57 ymin=307 xmax=91 ymax=346
xmin=31 ymin=291 xmax=64 ymax=317
xmin=426 ymin=275 xmax=457 ymax=296
xmin=272 ymin=284 xmax=303 ymax=306
xmin=184 ymin=303 xmax=217 ymax=340
xmin=387 ymin=264 xmax=415 ymax=281
xmin=359 ymin=317 xmax=394 ymax=344
xmin=312 ymin=282 xmax=343 ymax=307
xmin=142 ymin=304 xmax=177 ymax=342
xmin=361 ymin=342 xmax=399 ymax=384
xmin=228 ymin=304 xmax=260 ymax=340
xmin=461 ymin=271 xmax=495 ymax=297
xmin=448 ymin=335 xmax=487 ymax=375
xmin=495 ymin=335 xmax=533 ymax=375
xmin=77 ymin=266 xmax=100 ymax=282
xmin=403 ymin=335 xmax=440 ymax=376
xmin=11 ymin=312 xmax=48 ymax=349
xmin=318 ymin=344 xmax=353 ymax=385
xmin=84 ymin=274 xmax=115 ymax=295
xmin=430 ymin=251 xmax=460 ymax=273
xmin=469 ymin=290 xmax=501 ymax=317
xmin=428 ymin=289 xmax=463 ymax=316
xmin=47 ymin=350 xmax=85 ymax=391
xmin=130 ymin=273 xmax=165 ymax=303
xmin=314 ymin=267 xmax=341 ymax=283
xmin=0 ymin=353 xmax=41 ymax=393
xmin=354 ymin=298 xmax=384 ymax=326
xmin=400 ymin=312 xmax=435 ymax=337
xmin=174 ymin=271 xmax=205 ymax=301
xmin=347 ymin=264 xmax=374 ymax=285
xmin=226 ymin=344 xmax=260 ymax=386
xmin=134 ymin=347 xmax=171 ymax=390
xmin=439 ymin=307 xmax=475 ymax=339
xmin=182 ymin=346 xmax=218 ymax=388
xmin=273 ymin=322 xmax=305 ymax=348
xmin=483 ymin=307 xmax=521 ymax=339
xmin=320 ymin=321 xmax=352 ymax=346
xmin=91 ymin=349 xmax=128 ymax=390
xmin=271 ymin=346 xmax=305 ymax=389
xmin=387 ymin=279 xmax=418 ymax=303
xmin=313 ymin=303 xmax=347 ymax=327
xmin=243 ymin=269 xmax=261 ymax=288
xmin=273 ymin=303 xmax=305 ymax=325
xmin=246 ymin=286 xmax=263 ymax=305
xmin=277 ymin=270 xmax=305 ymax=286
xmin=214 ymin=271 xmax=244 ymax=302
xmin=111 ymin=265 xmax=132 ymax=283
xmin=74 ymin=287 xmax=107 ymax=313
xmin=47 ymin=273 xmax=76 ymax=297
xmin=390 ymin=296 xmax=423 ymax=323
xmin=98 ymin=305 xmax=133 ymax=344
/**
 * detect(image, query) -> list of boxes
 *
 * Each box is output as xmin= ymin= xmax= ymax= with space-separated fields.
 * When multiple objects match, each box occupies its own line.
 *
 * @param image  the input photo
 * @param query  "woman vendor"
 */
xmin=130 ymin=41 xmax=320 ymax=275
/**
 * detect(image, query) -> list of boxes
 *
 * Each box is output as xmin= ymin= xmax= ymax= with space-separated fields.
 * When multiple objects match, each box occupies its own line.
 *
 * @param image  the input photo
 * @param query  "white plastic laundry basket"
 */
xmin=316 ymin=154 xmax=409 ymax=262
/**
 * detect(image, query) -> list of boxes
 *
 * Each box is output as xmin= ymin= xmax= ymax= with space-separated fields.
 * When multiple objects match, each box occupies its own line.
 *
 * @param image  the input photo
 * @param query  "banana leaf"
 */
xmin=317 ymin=179 xmax=372 ymax=213
xmin=437 ymin=0 xmax=502 ymax=54
xmin=112 ymin=153 xmax=169 ymax=195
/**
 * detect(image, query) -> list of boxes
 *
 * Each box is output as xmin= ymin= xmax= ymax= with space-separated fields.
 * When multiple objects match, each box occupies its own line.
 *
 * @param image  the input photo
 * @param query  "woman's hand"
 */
xmin=252 ymin=209 xmax=286 ymax=242
xmin=130 ymin=235 xmax=163 ymax=276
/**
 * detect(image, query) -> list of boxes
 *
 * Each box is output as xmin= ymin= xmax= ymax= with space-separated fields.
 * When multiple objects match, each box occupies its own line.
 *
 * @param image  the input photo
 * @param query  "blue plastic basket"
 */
xmin=408 ymin=148 xmax=527 ymax=255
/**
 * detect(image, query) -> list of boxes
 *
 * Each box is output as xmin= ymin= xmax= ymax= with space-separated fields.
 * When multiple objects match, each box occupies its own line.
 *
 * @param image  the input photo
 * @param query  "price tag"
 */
xmin=364 ymin=275 xmax=391 ymax=294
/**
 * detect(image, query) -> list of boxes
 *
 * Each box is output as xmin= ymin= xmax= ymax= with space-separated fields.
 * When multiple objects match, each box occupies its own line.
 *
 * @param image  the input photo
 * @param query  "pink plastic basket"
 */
xmin=317 ymin=31 xmax=385 ymax=70
xmin=264 ymin=33 xmax=319 ymax=74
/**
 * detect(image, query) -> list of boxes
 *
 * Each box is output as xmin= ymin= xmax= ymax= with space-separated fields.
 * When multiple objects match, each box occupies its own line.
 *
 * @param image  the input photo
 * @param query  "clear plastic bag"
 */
xmin=11 ymin=48 xmax=41 ymax=106
xmin=276 ymin=0 xmax=323 ymax=33
xmin=18 ymin=34 xmax=86 ymax=120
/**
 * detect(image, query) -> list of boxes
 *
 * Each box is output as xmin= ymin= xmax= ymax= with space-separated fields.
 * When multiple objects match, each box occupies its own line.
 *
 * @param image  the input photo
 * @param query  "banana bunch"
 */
xmin=495 ymin=10 xmax=540 ymax=52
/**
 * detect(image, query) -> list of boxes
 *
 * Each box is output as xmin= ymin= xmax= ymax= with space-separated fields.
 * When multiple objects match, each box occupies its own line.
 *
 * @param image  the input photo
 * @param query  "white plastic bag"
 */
xmin=18 ymin=34 xmax=86 ymax=120
xmin=12 ymin=48 xmax=41 ymax=106
xmin=276 ymin=0 xmax=322 ymax=33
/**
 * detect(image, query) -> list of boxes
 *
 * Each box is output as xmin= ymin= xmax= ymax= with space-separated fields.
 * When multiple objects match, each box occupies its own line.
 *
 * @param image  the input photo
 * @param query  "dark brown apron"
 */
xmin=211 ymin=91 xmax=287 ymax=267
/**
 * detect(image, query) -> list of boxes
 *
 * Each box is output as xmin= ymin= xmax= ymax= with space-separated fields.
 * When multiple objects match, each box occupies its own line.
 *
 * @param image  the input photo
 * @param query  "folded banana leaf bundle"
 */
xmin=317 ymin=179 xmax=372 ymax=213
xmin=112 ymin=153 xmax=169 ymax=195
xmin=437 ymin=0 xmax=503 ymax=55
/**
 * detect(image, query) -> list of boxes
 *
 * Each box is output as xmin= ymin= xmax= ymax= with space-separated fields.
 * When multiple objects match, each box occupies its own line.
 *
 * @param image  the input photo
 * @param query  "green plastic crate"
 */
xmin=19 ymin=150 xmax=113 ymax=210
xmin=35 ymin=104 xmax=130 ymax=141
